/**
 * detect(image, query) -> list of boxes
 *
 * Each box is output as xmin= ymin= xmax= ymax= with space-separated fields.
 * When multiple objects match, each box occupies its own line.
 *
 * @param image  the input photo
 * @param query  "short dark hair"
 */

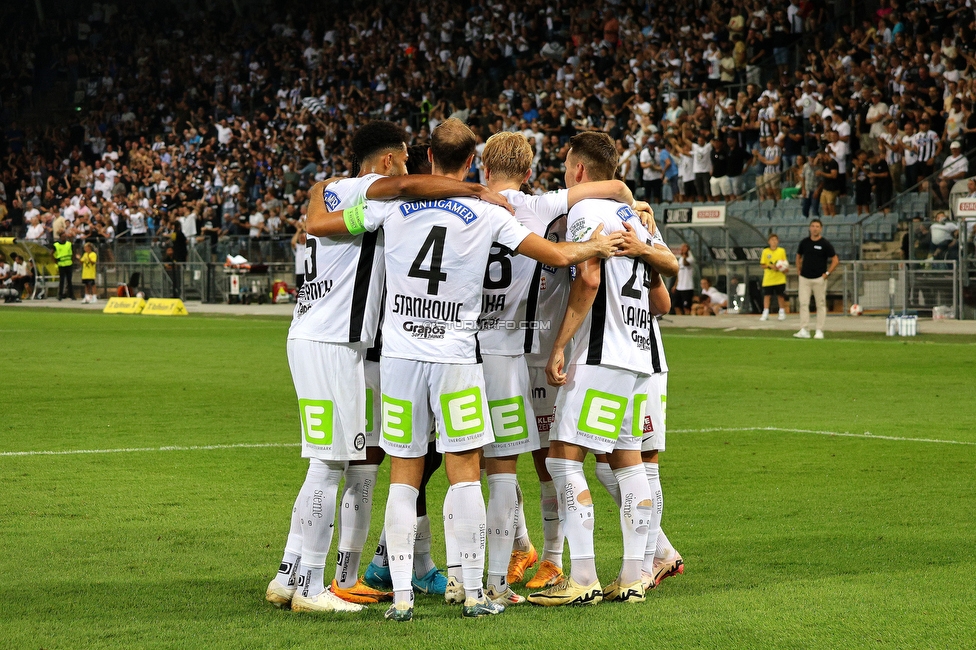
xmin=568 ymin=132 xmax=618 ymax=181
xmin=430 ymin=118 xmax=477 ymax=174
xmin=406 ymin=145 xmax=432 ymax=175
xmin=810 ymin=218 xmax=823 ymax=226
xmin=352 ymin=121 xmax=409 ymax=168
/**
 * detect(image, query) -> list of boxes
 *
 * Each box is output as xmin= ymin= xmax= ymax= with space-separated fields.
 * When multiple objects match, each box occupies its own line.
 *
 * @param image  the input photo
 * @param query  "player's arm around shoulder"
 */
xmin=365 ymin=176 xmax=513 ymax=213
xmin=515 ymin=201 xmax=623 ymax=267
xmin=615 ymin=220 xmax=678 ymax=277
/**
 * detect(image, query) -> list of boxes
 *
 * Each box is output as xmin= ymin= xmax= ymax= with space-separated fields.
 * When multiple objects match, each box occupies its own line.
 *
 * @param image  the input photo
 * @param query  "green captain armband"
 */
xmin=343 ymin=203 xmax=367 ymax=234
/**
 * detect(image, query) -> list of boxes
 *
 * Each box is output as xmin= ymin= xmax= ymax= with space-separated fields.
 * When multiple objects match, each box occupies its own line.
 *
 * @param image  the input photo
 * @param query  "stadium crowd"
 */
xmin=1 ymin=0 xmax=976 ymax=255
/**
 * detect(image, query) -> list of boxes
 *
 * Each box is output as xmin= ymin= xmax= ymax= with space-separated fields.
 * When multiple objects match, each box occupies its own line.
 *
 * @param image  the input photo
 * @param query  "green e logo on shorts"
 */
xmin=661 ymin=394 xmax=667 ymax=424
xmin=489 ymin=397 xmax=529 ymax=443
xmin=365 ymin=388 xmax=374 ymax=433
xmin=578 ymin=390 xmax=628 ymax=440
xmin=299 ymin=399 xmax=334 ymax=446
xmin=382 ymin=395 xmax=413 ymax=444
xmin=441 ymin=387 xmax=485 ymax=438
xmin=631 ymin=394 xmax=648 ymax=438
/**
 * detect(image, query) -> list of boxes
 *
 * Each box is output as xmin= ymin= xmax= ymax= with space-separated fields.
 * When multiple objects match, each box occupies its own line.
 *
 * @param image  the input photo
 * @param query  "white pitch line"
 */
xmin=0 ymin=441 xmax=300 ymax=458
xmin=2 ymin=428 xmax=974 ymax=458
xmin=670 ymin=426 xmax=976 ymax=447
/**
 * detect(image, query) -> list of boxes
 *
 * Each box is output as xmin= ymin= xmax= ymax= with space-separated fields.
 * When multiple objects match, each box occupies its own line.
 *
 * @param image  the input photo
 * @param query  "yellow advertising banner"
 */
xmin=102 ymin=297 xmax=147 ymax=314
xmin=142 ymin=298 xmax=188 ymax=316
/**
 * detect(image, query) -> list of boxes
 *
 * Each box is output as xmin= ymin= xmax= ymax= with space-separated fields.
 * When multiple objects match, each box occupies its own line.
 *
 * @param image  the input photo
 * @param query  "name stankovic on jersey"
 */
xmin=399 ymin=199 xmax=479 ymax=224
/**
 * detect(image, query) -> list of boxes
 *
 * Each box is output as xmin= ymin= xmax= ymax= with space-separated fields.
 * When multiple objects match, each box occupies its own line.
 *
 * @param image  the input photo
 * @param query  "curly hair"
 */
xmin=351 ymin=121 xmax=409 ymax=169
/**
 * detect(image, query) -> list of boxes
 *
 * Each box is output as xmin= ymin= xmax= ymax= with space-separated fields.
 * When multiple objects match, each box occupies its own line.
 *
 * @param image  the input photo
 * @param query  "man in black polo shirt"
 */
xmin=794 ymin=219 xmax=838 ymax=339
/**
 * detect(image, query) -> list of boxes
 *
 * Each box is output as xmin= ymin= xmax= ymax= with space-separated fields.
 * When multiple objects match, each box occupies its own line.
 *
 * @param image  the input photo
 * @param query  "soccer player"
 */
xmin=266 ymin=120 xmax=511 ymax=614
xmin=308 ymin=118 xmax=623 ymax=621
xmin=476 ymin=131 xmax=649 ymax=604
xmin=332 ymin=145 xmax=453 ymax=605
xmin=592 ymin=212 xmax=683 ymax=592
xmin=528 ymin=132 xmax=664 ymax=606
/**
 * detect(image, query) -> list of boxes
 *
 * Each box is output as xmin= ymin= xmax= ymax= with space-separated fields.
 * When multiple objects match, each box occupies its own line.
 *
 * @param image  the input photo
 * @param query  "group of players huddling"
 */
xmin=264 ymin=118 xmax=683 ymax=621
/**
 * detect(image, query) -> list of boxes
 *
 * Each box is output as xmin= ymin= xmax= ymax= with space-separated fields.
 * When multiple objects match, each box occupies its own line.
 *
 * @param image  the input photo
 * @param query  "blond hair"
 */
xmin=482 ymin=131 xmax=534 ymax=180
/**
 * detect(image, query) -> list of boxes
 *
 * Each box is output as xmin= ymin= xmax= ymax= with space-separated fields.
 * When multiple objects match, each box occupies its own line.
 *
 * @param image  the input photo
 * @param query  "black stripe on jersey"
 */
xmin=585 ymin=260 xmax=607 ymax=365
xmin=348 ymin=231 xmax=378 ymax=343
xmin=525 ymin=214 xmax=565 ymax=354
xmin=522 ymin=261 xmax=543 ymax=354
xmin=649 ymin=318 xmax=662 ymax=374
xmin=474 ymin=332 xmax=483 ymax=364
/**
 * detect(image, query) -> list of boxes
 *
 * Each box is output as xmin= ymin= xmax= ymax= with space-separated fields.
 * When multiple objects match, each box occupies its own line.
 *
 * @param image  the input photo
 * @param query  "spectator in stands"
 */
xmin=868 ymin=150 xmax=893 ymax=214
xmin=671 ymin=243 xmax=695 ymax=316
xmin=879 ymin=120 xmax=905 ymax=194
xmin=759 ymin=234 xmax=788 ymax=321
xmin=798 ymin=154 xmax=818 ymax=218
xmin=758 ymin=136 xmax=782 ymax=202
xmin=935 ymin=142 xmax=970 ymax=207
xmin=725 ymin=135 xmax=751 ymax=199
xmin=709 ymin=137 xmax=731 ymax=200
xmin=901 ymin=122 xmax=920 ymax=191
xmin=853 ymin=151 xmax=872 ymax=216
xmin=693 ymin=277 xmax=728 ymax=316
xmin=692 ymin=133 xmax=713 ymax=202
xmin=815 ymin=150 xmax=840 ymax=217
xmin=794 ymin=219 xmax=838 ymax=340
xmin=640 ymin=138 xmax=664 ymax=204
xmin=9 ymin=254 xmax=30 ymax=302
xmin=929 ymin=212 xmax=959 ymax=261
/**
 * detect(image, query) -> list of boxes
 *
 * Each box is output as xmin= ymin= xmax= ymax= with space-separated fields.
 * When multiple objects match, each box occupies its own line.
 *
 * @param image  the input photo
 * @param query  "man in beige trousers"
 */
xmin=794 ymin=219 xmax=839 ymax=339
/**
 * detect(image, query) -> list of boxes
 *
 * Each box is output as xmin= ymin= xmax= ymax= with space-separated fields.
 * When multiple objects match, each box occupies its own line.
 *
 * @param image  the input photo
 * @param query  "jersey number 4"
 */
xmin=409 ymin=226 xmax=448 ymax=295
xmin=621 ymin=257 xmax=651 ymax=299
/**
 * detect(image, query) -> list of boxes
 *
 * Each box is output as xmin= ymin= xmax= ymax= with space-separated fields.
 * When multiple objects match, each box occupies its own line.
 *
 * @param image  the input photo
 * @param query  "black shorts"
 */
xmin=683 ymin=180 xmax=695 ymax=197
xmin=83 ymin=279 xmax=95 ymax=287
xmin=762 ymin=283 xmax=786 ymax=296
xmin=674 ymin=289 xmax=695 ymax=309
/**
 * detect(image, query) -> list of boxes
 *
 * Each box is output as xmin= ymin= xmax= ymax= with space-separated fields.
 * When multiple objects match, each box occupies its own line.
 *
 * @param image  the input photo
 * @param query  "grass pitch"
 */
xmin=2 ymin=309 xmax=975 ymax=649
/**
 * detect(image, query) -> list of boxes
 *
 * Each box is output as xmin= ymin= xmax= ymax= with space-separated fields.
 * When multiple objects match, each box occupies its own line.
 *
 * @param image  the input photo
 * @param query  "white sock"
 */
xmin=539 ymin=481 xmax=563 ymax=567
xmin=335 ymin=464 xmax=378 ymax=588
xmin=297 ymin=459 xmax=345 ymax=598
xmin=513 ymin=481 xmax=531 ymax=552
xmin=615 ymin=464 xmax=653 ymax=585
xmin=443 ymin=485 xmax=461 ymax=581
xmin=274 ymin=489 xmax=305 ymax=588
xmin=594 ymin=461 xmax=621 ymax=508
xmin=546 ymin=458 xmax=596 ymax=586
xmin=371 ymin=528 xmax=388 ymax=568
xmin=452 ymin=481 xmax=487 ymax=600
xmin=643 ymin=462 xmax=665 ymax=573
xmin=413 ymin=515 xmax=436 ymax=578
xmin=274 ymin=551 xmax=301 ymax=589
xmin=762 ymin=308 xmax=769 ymax=316
xmin=384 ymin=483 xmax=419 ymax=606
xmin=778 ymin=308 xmax=785 ymax=315
xmin=656 ymin=530 xmax=676 ymax=561
xmin=486 ymin=473 xmax=518 ymax=590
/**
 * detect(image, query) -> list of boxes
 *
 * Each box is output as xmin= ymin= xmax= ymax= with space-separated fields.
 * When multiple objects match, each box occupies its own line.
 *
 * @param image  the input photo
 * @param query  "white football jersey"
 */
xmin=362 ymin=196 xmax=532 ymax=363
xmin=480 ymin=189 xmax=569 ymax=356
xmin=524 ymin=213 xmax=572 ymax=366
xmin=288 ymin=174 xmax=385 ymax=346
xmin=566 ymin=199 xmax=668 ymax=375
